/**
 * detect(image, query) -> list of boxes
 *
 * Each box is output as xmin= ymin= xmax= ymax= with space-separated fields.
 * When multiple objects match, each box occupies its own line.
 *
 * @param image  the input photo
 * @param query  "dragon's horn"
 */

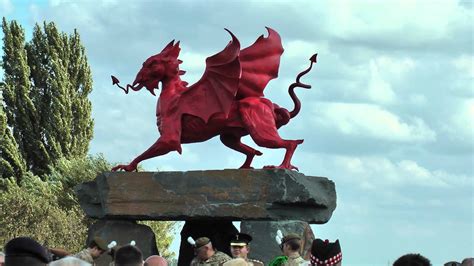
xmin=161 ymin=40 xmax=175 ymax=53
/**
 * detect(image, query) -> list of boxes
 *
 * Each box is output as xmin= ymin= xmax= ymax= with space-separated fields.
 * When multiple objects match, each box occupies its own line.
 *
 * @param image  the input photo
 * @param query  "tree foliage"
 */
xmin=0 ymin=18 xmax=177 ymax=258
xmin=1 ymin=18 xmax=93 ymax=178
xmin=0 ymin=93 xmax=26 ymax=179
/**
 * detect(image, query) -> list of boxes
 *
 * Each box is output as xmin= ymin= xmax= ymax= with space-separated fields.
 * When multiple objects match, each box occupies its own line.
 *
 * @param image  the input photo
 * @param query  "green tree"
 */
xmin=0 ymin=174 xmax=87 ymax=251
xmin=0 ymin=92 xmax=26 ymax=179
xmin=2 ymin=18 xmax=94 ymax=177
xmin=1 ymin=18 xmax=49 ymax=178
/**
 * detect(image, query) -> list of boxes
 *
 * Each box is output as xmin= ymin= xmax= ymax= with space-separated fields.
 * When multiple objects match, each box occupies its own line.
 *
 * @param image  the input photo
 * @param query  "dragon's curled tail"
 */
xmin=289 ymin=53 xmax=317 ymax=118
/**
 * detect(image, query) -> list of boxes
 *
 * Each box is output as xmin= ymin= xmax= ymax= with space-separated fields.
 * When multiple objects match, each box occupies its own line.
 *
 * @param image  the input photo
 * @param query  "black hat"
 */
xmin=310 ymin=239 xmax=342 ymax=266
xmin=230 ymin=233 xmax=252 ymax=247
xmin=194 ymin=237 xmax=211 ymax=248
xmin=4 ymin=237 xmax=51 ymax=263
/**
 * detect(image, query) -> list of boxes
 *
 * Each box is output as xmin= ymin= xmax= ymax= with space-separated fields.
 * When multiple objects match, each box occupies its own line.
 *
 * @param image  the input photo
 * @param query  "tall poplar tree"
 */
xmin=0 ymin=91 xmax=26 ymax=179
xmin=1 ymin=18 xmax=49 ymax=176
xmin=1 ymin=18 xmax=94 ymax=177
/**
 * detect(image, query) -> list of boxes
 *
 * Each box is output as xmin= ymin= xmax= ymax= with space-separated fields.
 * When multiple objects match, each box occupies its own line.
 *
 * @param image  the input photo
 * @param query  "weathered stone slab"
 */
xmin=75 ymin=169 xmax=336 ymax=223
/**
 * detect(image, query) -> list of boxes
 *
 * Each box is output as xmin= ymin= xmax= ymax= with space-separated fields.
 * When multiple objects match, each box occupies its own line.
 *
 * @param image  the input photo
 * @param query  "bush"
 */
xmin=0 ymin=173 xmax=87 ymax=251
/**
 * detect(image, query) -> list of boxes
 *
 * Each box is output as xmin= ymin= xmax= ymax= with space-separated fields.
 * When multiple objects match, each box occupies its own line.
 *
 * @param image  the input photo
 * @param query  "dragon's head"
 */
xmin=112 ymin=40 xmax=182 ymax=96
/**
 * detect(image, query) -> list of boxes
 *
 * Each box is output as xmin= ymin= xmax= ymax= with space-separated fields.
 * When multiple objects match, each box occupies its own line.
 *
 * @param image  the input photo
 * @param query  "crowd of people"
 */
xmin=0 ymin=233 xmax=472 ymax=266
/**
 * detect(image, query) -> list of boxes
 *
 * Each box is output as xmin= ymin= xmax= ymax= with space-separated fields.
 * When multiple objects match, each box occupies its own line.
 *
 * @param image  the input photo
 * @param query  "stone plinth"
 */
xmin=75 ymin=169 xmax=337 ymax=223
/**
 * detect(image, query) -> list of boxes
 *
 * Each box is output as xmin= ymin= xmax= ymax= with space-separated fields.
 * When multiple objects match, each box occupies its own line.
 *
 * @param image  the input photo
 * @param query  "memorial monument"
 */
xmin=75 ymin=27 xmax=336 ymax=266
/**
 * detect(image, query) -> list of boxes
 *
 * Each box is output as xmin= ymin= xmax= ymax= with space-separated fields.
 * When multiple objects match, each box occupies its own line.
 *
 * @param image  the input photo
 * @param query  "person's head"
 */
xmin=229 ymin=233 xmax=252 ymax=259
xmin=393 ymin=253 xmax=431 ymax=266
xmin=4 ymin=237 xmax=51 ymax=266
xmin=49 ymin=257 xmax=92 ymax=266
xmin=280 ymin=233 xmax=301 ymax=256
xmin=310 ymin=239 xmax=342 ymax=266
xmin=461 ymin=258 xmax=474 ymax=266
xmin=194 ymin=237 xmax=215 ymax=261
xmin=0 ymin=251 xmax=5 ymax=266
xmin=114 ymin=245 xmax=143 ymax=266
xmin=144 ymin=255 xmax=168 ymax=266
xmin=223 ymin=258 xmax=249 ymax=266
xmin=87 ymin=237 xmax=108 ymax=259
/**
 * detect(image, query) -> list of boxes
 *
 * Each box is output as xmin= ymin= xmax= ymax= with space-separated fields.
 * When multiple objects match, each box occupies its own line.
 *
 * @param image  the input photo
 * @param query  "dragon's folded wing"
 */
xmin=181 ymin=29 xmax=241 ymax=123
xmin=237 ymin=27 xmax=284 ymax=99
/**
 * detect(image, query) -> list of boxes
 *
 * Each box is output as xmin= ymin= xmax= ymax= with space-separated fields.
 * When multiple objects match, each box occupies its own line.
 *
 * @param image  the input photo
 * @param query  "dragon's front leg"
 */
xmin=112 ymin=136 xmax=182 ymax=172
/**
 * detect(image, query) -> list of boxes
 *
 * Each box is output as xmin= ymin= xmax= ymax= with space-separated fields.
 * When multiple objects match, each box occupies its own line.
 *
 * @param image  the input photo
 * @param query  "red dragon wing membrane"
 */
xmin=180 ymin=29 xmax=241 ymax=123
xmin=236 ymin=27 xmax=284 ymax=99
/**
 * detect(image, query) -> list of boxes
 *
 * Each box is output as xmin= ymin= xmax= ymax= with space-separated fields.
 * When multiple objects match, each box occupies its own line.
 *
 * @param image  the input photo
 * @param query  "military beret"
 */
xmin=194 ymin=237 xmax=211 ymax=248
xmin=230 ymin=233 xmax=252 ymax=247
xmin=310 ymin=239 xmax=342 ymax=266
xmin=91 ymin=236 xmax=108 ymax=251
xmin=281 ymin=233 xmax=301 ymax=244
xmin=4 ymin=237 xmax=51 ymax=263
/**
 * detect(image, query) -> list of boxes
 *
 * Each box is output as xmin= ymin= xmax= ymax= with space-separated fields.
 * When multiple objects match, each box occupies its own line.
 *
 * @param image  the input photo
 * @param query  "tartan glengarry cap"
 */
xmin=4 ymin=237 xmax=51 ymax=263
xmin=194 ymin=237 xmax=211 ymax=248
xmin=310 ymin=239 xmax=342 ymax=266
xmin=230 ymin=233 xmax=253 ymax=247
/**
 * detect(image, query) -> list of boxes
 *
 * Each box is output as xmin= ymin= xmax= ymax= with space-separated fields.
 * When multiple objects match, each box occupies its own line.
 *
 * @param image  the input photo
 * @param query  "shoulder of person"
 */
xmin=248 ymin=258 xmax=264 ymax=266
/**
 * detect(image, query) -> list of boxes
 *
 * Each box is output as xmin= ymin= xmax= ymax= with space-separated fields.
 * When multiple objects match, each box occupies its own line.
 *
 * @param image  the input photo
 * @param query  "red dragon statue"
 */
xmin=111 ymin=27 xmax=317 ymax=171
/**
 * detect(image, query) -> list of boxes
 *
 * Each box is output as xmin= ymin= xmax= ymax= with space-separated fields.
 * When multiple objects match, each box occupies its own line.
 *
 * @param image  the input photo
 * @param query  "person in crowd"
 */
xmin=144 ymin=255 xmax=168 ymax=266
xmin=0 ymin=251 xmax=4 ymax=266
xmin=189 ymin=237 xmax=232 ymax=265
xmin=393 ymin=253 xmax=431 ymax=266
xmin=229 ymin=233 xmax=263 ymax=266
xmin=3 ymin=237 xmax=51 ymax=266
xmin=223 ymin=258 xmax=250 ymax=266
xmin=114 ymin=244 xmax=144 ymax=266
xmin=73 ymin=236 xmax=108 ymax=265
xmin=281 ymin=233 xmax=307 ymax=265
xmin=461 ymin=258 xmax=474 ymax=266
xmin=309 ymin=239 xmax=342 ymax=266
xmin=49 ymin=257 xmax=92 ymax=266
xmin=270 ymin=232 xmax=307 ymax=266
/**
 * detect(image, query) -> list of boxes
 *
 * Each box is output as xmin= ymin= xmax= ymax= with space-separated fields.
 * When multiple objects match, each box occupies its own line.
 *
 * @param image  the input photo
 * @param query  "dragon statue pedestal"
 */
xmin=75 ymin=169 xmax=337 ymax=265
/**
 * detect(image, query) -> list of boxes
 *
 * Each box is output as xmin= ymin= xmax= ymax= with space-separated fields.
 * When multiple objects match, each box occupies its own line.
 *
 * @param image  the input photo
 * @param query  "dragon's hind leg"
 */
xmin=220 ymin=134 xmax=262 ymax=169
xmin=239 ymin=97 xmax=303 ymax=170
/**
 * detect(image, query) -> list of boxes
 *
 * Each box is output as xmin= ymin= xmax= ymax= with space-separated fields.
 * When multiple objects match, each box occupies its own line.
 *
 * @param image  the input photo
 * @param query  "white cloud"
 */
xmin=312 ymin=102 xmax=436 ymax=142
xmin=444 ymin=99 xmax=474 ymax=142
xmin=0 ymin=0 xmax=13 ymax=14
xmin=333 ymin=156 xmax=471 ymax=188
xmin=453 ymin=55 xmax=474 ymax=78
xmin=368 ymin=60 xmax=396 ymax=104
xmin=322 ymin=0 xmax=466 ymax=45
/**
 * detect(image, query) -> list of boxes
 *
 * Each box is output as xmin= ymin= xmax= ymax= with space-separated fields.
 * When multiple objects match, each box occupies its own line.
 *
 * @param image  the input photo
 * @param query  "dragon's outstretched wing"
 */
xmin=180 ymin=29 xmax=241 ymax=123
xmin=236 ymin=27 xmax=284 ymax=99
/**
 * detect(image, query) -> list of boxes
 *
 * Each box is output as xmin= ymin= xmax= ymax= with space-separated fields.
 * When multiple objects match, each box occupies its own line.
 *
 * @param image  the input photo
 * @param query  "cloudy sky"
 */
xmin=1 ymin=0 xmax=473 ymax=264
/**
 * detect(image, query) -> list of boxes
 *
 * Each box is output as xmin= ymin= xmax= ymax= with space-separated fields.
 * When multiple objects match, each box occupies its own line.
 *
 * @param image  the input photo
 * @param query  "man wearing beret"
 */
xmin=229 ymin=233 xmax=263 ymax=266
xmin=4 ymin=237 xmax=51 ymax=266
xmin=190 ymin=237 xmax=232 ymax=266
xmin=73 ymin=236 xmax=108 ymax=265
xmin=270 ymin=233 xmax=309 ymax=266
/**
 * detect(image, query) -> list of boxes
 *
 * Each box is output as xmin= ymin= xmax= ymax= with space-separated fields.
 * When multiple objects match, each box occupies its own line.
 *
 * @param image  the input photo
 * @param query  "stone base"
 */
xmin=87 ymin=219 xmax=158 ymax=265
xmin=75 ymin=169 xmax=337 ymax=223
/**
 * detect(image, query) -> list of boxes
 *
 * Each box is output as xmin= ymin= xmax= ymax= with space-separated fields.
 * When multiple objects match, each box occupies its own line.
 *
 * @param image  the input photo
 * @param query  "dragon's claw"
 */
xmin=263 ymin=164 xmax=299 ymax=171
xmin=111 ymin=164 xmax=138 ymax=172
